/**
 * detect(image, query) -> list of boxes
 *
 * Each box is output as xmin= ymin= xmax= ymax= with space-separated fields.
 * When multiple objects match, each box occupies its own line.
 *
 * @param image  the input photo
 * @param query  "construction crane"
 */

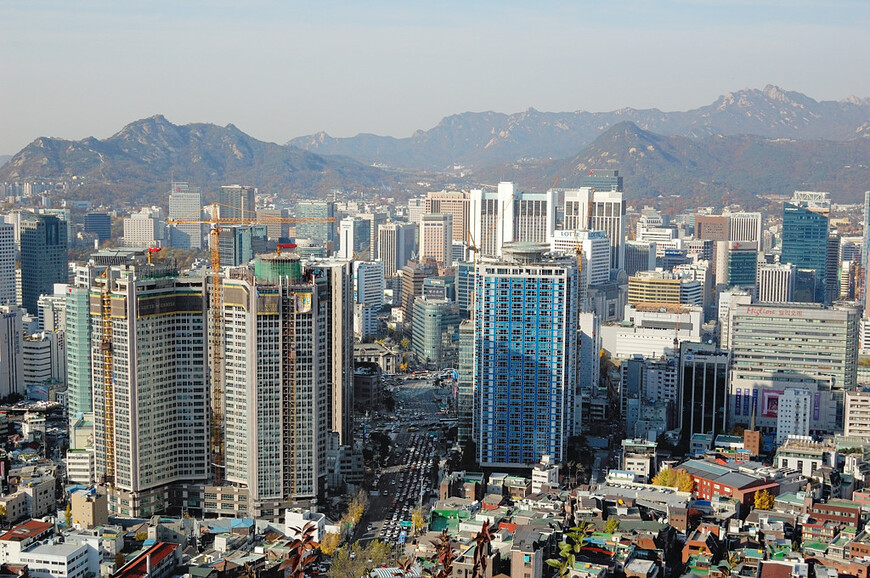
xmin=166 ymin=202 xmax=335 ymax=485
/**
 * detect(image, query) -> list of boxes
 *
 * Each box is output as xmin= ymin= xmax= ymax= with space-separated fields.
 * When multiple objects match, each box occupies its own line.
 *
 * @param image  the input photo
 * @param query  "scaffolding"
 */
xmin=100 ymin=281 xmax=115 ymax=486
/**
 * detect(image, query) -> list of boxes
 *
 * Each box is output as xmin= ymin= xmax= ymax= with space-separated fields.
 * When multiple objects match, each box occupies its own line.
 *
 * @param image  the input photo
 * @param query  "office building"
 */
xmin=455 ymin=262 xmax=475 ymax=316
xmin=256 ymin=209 xmax=287 ymax=240
xmin=218 ymin=185 xmax=256 ymax=220
xmin=679 ymin=343 xmax=729 ymax=447
xmin=83 ymin=213 xmax=112 ymax=243
xmin=218 ymin=225 xmax=267 ymax=267
xmin=757 ymin=263 xmax=796 ymax=303
xmin=0 ymin=224 xmax=14 ymax=306
xmin=727 ymin=212 xmax=763 ymax=244
xmin=425 ymin=190 xmax=469 ymax=243
xmin=714 ymin=241 xmax=758 ymax=292
xmin=610 ymin=304 xmax=704 ymax=359
xmin=563 ymin=187 xmax=625 ymax=272
xmin=338 ymin=216 xmax=372 ymax=261
xmin=167 ymin=183 xmax=202 ymax=249
xmin=781 ymin=191 xmax=830 ymax=303
xmin=0 ymin=305 xmax=23 ymax=398
xmin=354 ymin=261 xmax=385 ymax=307
xmin=37 ymin=284 xmax=66 ymax=332
xmin=377 ymin=222 xmax=416 ymax=279
xmin=407 ymin=198 xmax=426 ymax=224
xmin=91 ymin=261 xmax=208 ymax=516
xmin=469 ymin=183 xmax=556 ymax=258
xmin=296 ymin=201 xmax=336 ymax=251
xmin=419 ymin=213 xmax=453 ymax=266
xmin=717 ymin=290 xmax=752 ymax=349
xmin=627 ymin=270 xmax=702 ymax=307
xmin=22 ymin=331 xmax=65 ymax=393
xmin=457 ymin=320 xmax=473 ymax=444
xmin=624 ymin=240 xmax=657 ymax=277
xmin=473 ymin=244 xmax=579 ymax=467
xmin=411 ymin=298 xmax=460 ymax=366
xmin=123 ymin=207 xmax=164 ymax=248
xmin=20 ymin=214 xmax=68 ymax=315
xmin=863 ymin=191 xmax=870 ymax=272
xmin=826 ymin=233 xmax=841 ymax=304
xmin=400 ymin=262 xmax=437 ymax=323
xmin=581 ymin=169 xmax=623 ymax=192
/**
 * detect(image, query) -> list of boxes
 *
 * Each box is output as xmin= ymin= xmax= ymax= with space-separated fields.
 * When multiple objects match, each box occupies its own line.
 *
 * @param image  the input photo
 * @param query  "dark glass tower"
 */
xmin=781 ymin=193 xmax=830 ymax=303
xmin=20 ymin=214 xmax=68 ymax=314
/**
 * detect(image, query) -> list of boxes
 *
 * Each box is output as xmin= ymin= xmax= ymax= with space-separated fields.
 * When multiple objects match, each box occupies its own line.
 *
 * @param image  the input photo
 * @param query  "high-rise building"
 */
xmin=455 ymin=262 xmax=475 ymax=316
xmin=727 ymin=212 xmax=762 ymax=244
xmin=757 ymin=263 xmax=796 ymax=303
xmin=679 ymin=343 xmax=729 ymax=447
xmin=562 ymin=188 xmax=625 ymax=272
xmin=296 ymin=201 xmax=336 ymax=251
xmin=411 ymin=298 xmax=459 ymax=366
xmin=400 ymin=262 xmax=437 ymax=323
xmin=781 ymin=191 xmax=830 ymax=303
xmin=255 ymin=209 xmax=287 ymax=240
xmin=92 ymin=261 xmax=208 ymax=515
xmin=473 ymin=244 xmax=579 ymax=467
xmin=419 ymin=213 xmax=453 ymax=267
xmin=776 ymin=388 xmax=813 ymax=445
xmin=627 ymin=270 xmax=702 ymax=307
xmin=714 ymin=241 xmax=758 ymax=292
xmin=218 ymin=185 xmax=256 ymax=220
xmin=354 ymin=261 xmax=385 ymax=307
xmin=123 ymin=208 xmax=164 ymax=248
xmin=425 ymin=191 xmax=469 ymax=243
xmin=83 ymin=213 xmax=112 ymax=243
xmin=22 ymin=331 xmax=66 ymax=390
xmin=0 ymin=305 xmax=23 ymax=398
xmin=0 ymin=224 xmax=15 ymax=306
xmin=167 ymin=183 xmax=203 ymax=249
xmin=37 ymin=284 xmax=66 ymax=332
xmin=729 ymin=303 xmax=858 ymax=390
xmin=863 ymin=191 xmax=870 ymax=273
xmin=469 ymin=183 xmax=556 ymax=258
xmin=338 ymin=217 xmax=372 ymax=261
xmin=826 ymin=233 xmax=841 ymax=305
xmin=457 ymin=320 xmax=473 ymax=444
xmin=581 ymin=169 xmax=623 ymax=192
xmin=624 ymin=240 xmax=657 ymax=277
xmin=218 ymin=225 xmax=268 ymax=267
xmin=407 ymin=198 xmax=426 ymax=225
xmin=845 ymin=390 xmax=870 ymax=438
xmin=377 ymin=222 xmax=416 ymax=279
xmin=20 ymin=215 xmax=68 ymax=315
xmin=217 ymin=253 xmax=351 ymax=518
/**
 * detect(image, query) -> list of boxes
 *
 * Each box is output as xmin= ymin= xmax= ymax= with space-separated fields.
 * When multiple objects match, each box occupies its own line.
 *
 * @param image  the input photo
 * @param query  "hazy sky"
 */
xmin=2 ymin=0 xmax=869 ymax=154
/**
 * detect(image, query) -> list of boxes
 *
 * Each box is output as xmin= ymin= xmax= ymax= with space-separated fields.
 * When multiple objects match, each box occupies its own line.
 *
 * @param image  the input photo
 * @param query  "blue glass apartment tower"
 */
xmin=780 ymin=192 xmax=830 ymax=303
xmin=473 ymin=243 xmax=579 ymax=467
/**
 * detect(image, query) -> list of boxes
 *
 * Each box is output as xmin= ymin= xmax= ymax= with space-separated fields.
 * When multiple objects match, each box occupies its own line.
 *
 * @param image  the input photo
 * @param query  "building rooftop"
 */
xmin=0 ymin=520 xmax=54 ymax=543
xmin=115 ymin=542 xmax=179 ymax=578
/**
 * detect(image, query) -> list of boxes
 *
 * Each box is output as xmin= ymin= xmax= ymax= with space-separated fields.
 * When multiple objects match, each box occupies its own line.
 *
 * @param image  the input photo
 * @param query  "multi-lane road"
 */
xmin=354 ymin=373 xmax=450 ymax=549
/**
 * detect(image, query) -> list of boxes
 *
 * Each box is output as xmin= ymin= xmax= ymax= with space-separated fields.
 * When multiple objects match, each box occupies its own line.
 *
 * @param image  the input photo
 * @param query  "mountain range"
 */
xmin=288 ymin=85 xmax=870 ymax=171
xmin=2 ymin=85 xmax=869 ymax=206
xmin=0 ymin=115 xmax=393 ymax=205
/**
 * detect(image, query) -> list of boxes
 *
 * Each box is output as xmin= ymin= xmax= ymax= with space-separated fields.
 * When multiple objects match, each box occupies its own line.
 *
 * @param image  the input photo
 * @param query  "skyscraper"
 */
xmin=296 ymin=201 xmax=336 ymax=251
xmin=863 ymin=191 xmax=870 ymax=273
xmin=338 ymin=217 xmax=372 ymax=261
xmin=419 ymin=213 xmax=453 ymax=266
xmin=425 ymin=191 xmax=469 ymax=243
xmin=0 ymin=305 xmax=23 ymax=398
xmin=92 ymin=261 xmax=208 ymax=516
xmin=377 ymin=222 xmax=416 ymax=279
xmin=562 ymin=188 xmax=625 ymax=272
xmin=167 ymin=183 xmax=203 ymax=249
xmin=216 ymin=253 xmax=351 ymax=518
xmin=781 ymin=191 xmax=830 ymax=303
xmin=581 ymin=169 xmax=623 ymax=192
xmin=757 ymin=263 xmax=796 ymax=303
xmin=20 ymin=214 xmax=68 ymax=315
xmin=83 ymin=213 xmax=112 ymax=243
xmin=0 ymin=224 xmax=15 ymax=306
xmin=473 ymin=244 xmax=579 ymax=467
xmin=678 ymin=343 xmax=729 ymax=447
xmin=469 ymin=183 xmax=556 ymax=258
xmin=218 ymin=225 xmax=268 ymax=267
xmin=218 ymin=185 xmax=256 ymax=220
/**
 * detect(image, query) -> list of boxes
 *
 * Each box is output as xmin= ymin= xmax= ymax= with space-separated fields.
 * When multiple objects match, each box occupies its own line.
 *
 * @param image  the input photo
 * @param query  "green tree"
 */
xmin=604 ymin=517 xmax=620 ymax=534
xmin=546 ymin=522 xmax=594 ymax=577
xmin=754 ymin=489 xmax=775 ymax=510
xmin=329 ymin=541 xmax=391 ymax=578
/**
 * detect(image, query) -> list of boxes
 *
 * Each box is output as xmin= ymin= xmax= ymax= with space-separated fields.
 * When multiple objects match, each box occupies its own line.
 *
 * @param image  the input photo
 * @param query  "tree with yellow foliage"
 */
xmin=319 ymin=531 xmax=341 ymax=556
xmin=754 ymin=489 xmax=775 ymax=510
xmin=652 ymin=467 xmax=694 ymax=493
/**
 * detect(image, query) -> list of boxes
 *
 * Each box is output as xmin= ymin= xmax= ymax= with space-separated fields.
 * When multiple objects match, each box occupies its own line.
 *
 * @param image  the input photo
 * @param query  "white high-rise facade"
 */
xmin=338 ymin=217 xmax=372 ymax=261
xmin=0 ymin=224 xmax=14 ymax=306
xmin=91 ymin=263 xmax=208 ymax=516
xmin=469 ymin=183 xmax=556 ymax=257
xmin=727 ymin=212 xmax=763 ymax=244
xmin=377 ymin=222 xmax=416 ymax=279
xmin=562 ymin=188 xmax=625 ymax=272
xmin=167 ymin=183 xmax=203 ymax=249
xmin=757 ymin=263 xmax=796 ymax=303
xmin=355 ymin=261 xmax=385 ymax=307
xmin=776 ymin=388 xmax=813 ymax=445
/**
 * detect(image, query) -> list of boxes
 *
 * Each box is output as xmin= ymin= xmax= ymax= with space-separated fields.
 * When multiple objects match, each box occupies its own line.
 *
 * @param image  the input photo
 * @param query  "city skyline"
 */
xmin=2 ymin=1 xmax=870 ymax=154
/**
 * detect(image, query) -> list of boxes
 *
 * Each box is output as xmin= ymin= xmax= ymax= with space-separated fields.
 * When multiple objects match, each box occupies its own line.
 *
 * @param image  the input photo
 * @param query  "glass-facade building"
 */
xmin=781 ymin=197 xmax=829 ymax=303
xmin=473 ymin=244 xmax=579 ymax=467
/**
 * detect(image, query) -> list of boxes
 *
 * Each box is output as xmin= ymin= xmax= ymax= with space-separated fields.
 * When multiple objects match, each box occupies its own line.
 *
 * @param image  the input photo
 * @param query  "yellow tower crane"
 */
xmin=167 ymin=203 xmax=335 ymax=485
